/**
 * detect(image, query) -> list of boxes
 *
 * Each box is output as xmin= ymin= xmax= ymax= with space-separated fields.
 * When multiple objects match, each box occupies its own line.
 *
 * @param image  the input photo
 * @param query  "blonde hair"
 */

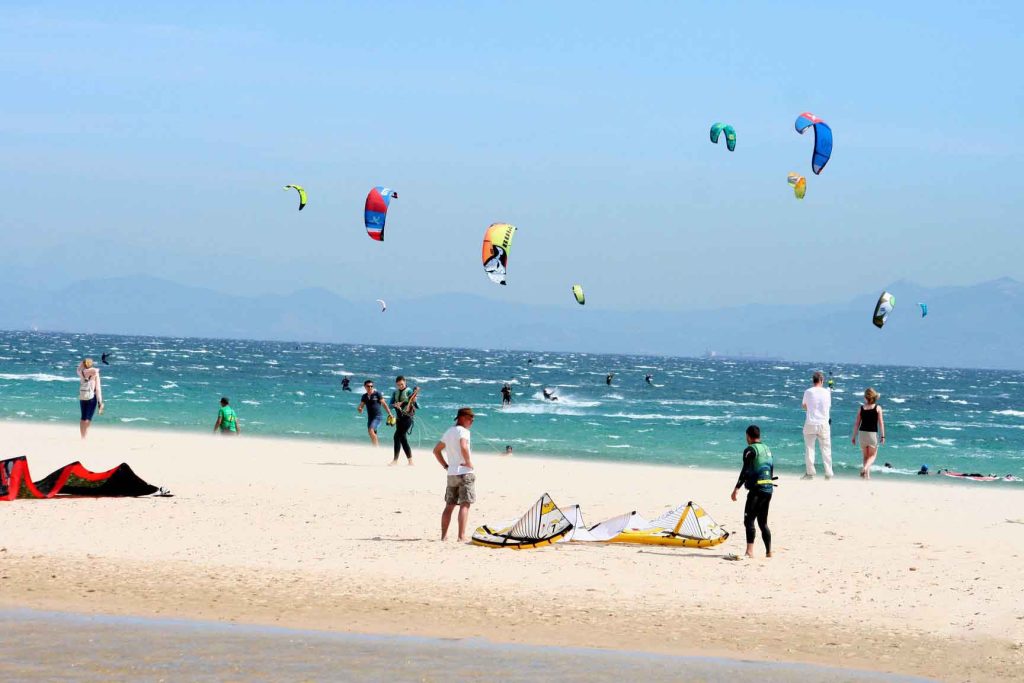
xmin=82 ymin=358 xmax=94 ymax=369
xmin=864 ymin=387 xmax=879 ymax=404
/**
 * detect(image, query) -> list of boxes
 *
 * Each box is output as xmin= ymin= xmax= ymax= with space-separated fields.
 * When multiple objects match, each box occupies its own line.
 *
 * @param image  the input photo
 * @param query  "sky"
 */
xmin=1 ymin=1 xmax=1022 ymax=312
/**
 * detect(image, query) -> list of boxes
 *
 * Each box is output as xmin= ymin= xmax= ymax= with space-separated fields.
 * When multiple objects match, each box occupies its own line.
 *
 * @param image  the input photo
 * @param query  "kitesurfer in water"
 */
xmin=500 ymin=383 xmax=512 ymax=407
xmin=214 ymin=397 xmax=240 ymax=435
xmin=101 ymin=352 xmax=110 ymax=365
xmin=851 ymin=387 xmax=885 ymax=479
xmin=341 ymin=377 xmax=352 ymax=392
xmin=645 ymin=374 xmax=653 ymax=385
xmin=606 ymin=373 xmax=614 ymax=386
xmin=827 ymin=372 xmax=835 ymax=391
xmin=390 ymin=376 xmax=419 ymax=465
xmin=358 ymin=380 xmax=392 ymax=447
xmin=77 ymin=358 xmax=104 ymax=439
xmin=731 ymin=424 xmax=773 ymax=559
xmin=542 ymin=388 xmax=558 ymax=401
xmin=433 ymin=407 xmax=476 ymax=542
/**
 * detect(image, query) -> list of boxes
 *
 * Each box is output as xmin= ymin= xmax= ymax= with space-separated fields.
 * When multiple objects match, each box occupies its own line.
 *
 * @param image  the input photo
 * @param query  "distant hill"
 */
xmin=2 ymin=275 xmax=1022 ymax=369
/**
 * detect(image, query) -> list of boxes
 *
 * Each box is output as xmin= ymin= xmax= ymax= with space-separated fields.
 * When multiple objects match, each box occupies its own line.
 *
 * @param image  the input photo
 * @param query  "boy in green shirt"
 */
xmin=214 ymin=397 xmax=241 ymax=435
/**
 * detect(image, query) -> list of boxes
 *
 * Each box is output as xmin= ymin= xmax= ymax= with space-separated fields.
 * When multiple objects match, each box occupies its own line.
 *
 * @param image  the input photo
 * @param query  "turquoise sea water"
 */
xmin=1 ymin=330 xmax=1022 ymax=480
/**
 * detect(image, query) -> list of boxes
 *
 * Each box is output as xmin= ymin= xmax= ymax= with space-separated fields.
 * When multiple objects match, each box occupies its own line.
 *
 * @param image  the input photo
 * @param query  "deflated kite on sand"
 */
xmin=472 ymin=495 xmax=728 ymax=549
xmin=1 ymin=456 xmax=162 ymax=500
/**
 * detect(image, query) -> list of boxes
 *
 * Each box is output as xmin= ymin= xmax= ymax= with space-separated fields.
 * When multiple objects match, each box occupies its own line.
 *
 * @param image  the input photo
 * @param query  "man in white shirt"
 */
xmin=801 ymin=371 xmax=833 ymax=479
xmin=433 ymin=407 xmax=476 ymax=541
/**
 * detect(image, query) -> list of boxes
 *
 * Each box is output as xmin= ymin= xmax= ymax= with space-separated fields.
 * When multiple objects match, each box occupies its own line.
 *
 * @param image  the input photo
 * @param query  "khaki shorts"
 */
xmin=859 ymin=431 xmax=879 ymax=448
xmin=445 ymin=473 xmax=476 ymax=505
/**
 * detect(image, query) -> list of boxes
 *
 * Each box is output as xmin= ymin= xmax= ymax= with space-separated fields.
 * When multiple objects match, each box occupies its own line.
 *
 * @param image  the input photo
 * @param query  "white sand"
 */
xmin=2 ymin=421 xmax=1022 ymax=680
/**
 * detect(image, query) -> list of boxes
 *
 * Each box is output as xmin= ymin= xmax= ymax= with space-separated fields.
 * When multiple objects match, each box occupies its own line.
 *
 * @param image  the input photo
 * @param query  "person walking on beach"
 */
xmin=214 ymin=397 xmax=240 ymax=435
xmin=500 ymin=383 xmax=512 ymax=407
xmin=433 ymin=407 xmax=476 ymax=542
xmin=357 ymin=380 xmax=393 ymax=447
xmin=77 ymin=358 xmax=104 ymax=439
xmin=390 ymin=376 xmax=419 ymax=465
xmin=731 ymin=424 xmax=774 ymax=558
xmin=852 ymin=387 xmax=885 ymax=479
xmin=801 ymin=371 xmax=833 ymax=479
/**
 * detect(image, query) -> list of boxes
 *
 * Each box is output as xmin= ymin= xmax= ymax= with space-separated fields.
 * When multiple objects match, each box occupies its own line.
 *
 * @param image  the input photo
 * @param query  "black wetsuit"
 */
xmin=736 ymin=443 xmax=773 ymax=553
xmin=390 ymin=388 xmax=417 ymax=460
xmin=501 ymin=386 xmax=512 ymax=406
xmin=341 ymin=378 xmax=351 ymax=392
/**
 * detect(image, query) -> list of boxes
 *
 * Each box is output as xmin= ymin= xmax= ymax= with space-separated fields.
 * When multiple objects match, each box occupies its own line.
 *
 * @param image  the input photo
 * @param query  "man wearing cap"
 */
xmin=432 ymin=407 xmax=476 ymax=542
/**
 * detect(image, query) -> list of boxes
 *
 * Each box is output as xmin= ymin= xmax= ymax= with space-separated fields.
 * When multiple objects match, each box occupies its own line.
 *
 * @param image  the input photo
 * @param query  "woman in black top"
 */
xmin=852 ymin=387 xmax=885 ymax=479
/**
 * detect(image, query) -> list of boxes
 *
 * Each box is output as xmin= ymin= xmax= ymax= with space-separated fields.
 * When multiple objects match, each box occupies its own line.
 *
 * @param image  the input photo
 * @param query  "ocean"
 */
xmin=1 ymin=330 xmax=1022 ymax=480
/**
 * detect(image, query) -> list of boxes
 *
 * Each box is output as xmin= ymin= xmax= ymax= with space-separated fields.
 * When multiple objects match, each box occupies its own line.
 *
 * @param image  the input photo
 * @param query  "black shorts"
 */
xmin=80 ymin=398 xmax=98 ymax=421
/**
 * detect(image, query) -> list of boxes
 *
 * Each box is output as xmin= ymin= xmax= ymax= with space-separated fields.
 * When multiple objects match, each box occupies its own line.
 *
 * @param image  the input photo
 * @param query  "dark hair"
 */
xmin=745 ymin=424 xmax=760 ymax=439
xmin=364 ymin=379 xmax=373 ymax=386
xmin=812 ymin=371 xmax=824 ymax=385
xmin=220 ymin=397 xmax=229 ymax=406
xmin=396 ymin=375 xmax=406 ymax=383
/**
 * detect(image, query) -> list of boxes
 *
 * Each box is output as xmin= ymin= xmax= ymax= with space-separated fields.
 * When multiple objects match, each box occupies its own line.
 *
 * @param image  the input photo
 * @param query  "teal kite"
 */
xmin=709 ymin=123 xmax=736 ymax=152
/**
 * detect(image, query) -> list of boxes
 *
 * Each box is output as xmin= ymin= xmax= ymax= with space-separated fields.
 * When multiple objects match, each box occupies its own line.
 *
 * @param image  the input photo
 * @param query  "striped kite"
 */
xmin=364 ymin=186 xmax=398 ymax=241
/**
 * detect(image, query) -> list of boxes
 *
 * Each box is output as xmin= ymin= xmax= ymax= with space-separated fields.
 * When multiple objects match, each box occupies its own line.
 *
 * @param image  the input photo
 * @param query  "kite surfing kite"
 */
xmin=364 ymin=186 xmax=398 ymax=241
xmin=794 ymin=112 xmax=833 ymax=175
xmin=376 ymin=299 xmax=387 ymax=313
xmin=471 ymin=493 xmax=573 ymax=549
xmin=709 ymin=122 xmax=737 ymax=152
xmin=873 ymin=291 xmax=896 ymax=328
xmin=482 ymin=223 xmax=516 ymax=286
xmin=919 ymin=302 xmax=928 ymax=318
xmin=787 ymin=172 xmax=807 ymax=200
xmin=572 ymin=284 xmax=585 ymax=305
xmin=283 ymin=185 xmax=307 ymax=211
xmin=1 ymin=456 xmax=161 ymax=500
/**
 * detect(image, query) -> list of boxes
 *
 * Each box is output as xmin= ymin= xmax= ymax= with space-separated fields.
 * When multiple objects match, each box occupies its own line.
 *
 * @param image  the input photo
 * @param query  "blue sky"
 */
xmin=2 ymin=1 xmax=1021 ymax=311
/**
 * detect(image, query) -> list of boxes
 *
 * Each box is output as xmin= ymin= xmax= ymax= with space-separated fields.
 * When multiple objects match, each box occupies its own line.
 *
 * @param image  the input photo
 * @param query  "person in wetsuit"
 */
xmin=644 ymin=374 xmax=652 ymax=385
xmin=390 ymin=376 xmax=419 ymax=465
xmin=542 ymin=388 xmax=558 ymax=401
xmin=341 ymin=377 xmax=352 ymax=392
xmin=731 ymin=424 xmax=773 ymax=559
xmin=500 ymin=383 xmax=512 ymax=407
xmin=101 ymin=353 xmax=110 ymax=365
xmin=605 ymin=373 xmax=614 ymax=386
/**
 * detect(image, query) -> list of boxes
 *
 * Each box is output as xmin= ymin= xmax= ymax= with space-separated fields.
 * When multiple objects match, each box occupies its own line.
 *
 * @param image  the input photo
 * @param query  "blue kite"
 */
xmin=795 ymin=112 xmax=833 ymax=175
xmin=364 ymin=186 xmax=398 ymax=241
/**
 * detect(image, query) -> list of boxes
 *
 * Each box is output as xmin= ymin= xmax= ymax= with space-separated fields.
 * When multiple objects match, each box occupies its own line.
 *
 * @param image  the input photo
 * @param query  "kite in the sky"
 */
xmin=709 ymin=122 xmax=737 ymax=152
xmin=919 ymin=302 xmax=928 ymax=318
xmin=873 ymin=291 xmax=895 ymax=329
xmin=794 ymin=112 xmax=833 ymax=175
xmin=377 ymin=299 xmax=387 ymax=313
xmin=572 ymin=284 xmax=585 ymax=305
xmin=284 ymin=185 xmax=307 ymax=211
xmin=787 ymin=172 xmax=807 ymax=200
xmin=482 ymin=223 xmax=516 ymax=286
xmin=364 ymin=186 xmax=398 ymax=241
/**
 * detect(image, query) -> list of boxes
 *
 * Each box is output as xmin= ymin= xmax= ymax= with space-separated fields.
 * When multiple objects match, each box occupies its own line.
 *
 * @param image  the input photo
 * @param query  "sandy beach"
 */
xmin=2 ymin=421 xmax=1022 ymax=681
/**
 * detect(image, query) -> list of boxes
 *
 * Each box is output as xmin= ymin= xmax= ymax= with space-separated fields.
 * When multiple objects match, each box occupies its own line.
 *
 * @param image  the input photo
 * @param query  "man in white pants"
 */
xmin=801 ymin=371 xmax=833 ymax=479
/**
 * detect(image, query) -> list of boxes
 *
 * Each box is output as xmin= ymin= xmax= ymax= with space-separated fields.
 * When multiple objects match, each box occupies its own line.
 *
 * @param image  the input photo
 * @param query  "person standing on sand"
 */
xmin=357 ymin=380 xmax=393 ymax=447
xmin=433 ymin=407 xmax=476 ymax=542
xmin=390 ymin=376 xmax=419 ymax=465
xmin=852 ymin=387 xmax=885 ymax=479
xmin=731 ymin=424 xmax=774 ymax=559
xmin=214 ymin=397 xmax=240 ymax=435
xmin=801 ymin=371 xmax=833 ymax=480
xmin=77 ymin=358 xmax=104 ymax=439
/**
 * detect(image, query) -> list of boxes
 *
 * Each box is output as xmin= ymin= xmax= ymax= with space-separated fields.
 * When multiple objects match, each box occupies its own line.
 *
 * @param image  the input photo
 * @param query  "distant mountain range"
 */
xmin=2 ymin=275 xmax=1022 ymax=370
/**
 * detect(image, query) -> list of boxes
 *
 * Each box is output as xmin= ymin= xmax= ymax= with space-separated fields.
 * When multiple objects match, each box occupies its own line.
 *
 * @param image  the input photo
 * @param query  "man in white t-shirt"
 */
xmin=801 ymin=371 xmax=833 ymax=479
xmin=433 ymin=407 xmax=476 ymax=541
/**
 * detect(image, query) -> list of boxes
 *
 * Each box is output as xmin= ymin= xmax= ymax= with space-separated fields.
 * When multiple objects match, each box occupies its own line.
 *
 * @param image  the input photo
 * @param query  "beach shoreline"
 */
xmin=2 ymin=421 xmax=1022 ymax=681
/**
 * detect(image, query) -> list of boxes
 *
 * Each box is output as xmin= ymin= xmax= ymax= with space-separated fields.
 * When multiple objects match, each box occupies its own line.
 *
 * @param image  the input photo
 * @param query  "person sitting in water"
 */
xmin=542 ymin=388 xmax=558 ymax=401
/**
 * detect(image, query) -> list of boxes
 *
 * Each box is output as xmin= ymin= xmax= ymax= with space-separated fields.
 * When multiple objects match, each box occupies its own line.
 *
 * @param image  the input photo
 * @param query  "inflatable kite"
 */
xmin=283 ymin=184 xmax=307 ymax=211
xmin=1 ymin=456 xmax=160 ymax=500
xmin=364 ymin=186 xmax=398 ymax=241
xmin=794 ymin=112 xmax=833 ymax=174
xmin=482 ymin=223 xmax=516 ymax=286
xmin=376 ymin=299 xmax=387 ymax=313
xmin=604 ymin=501 xmax=729 ymax=548
xmin=709 ymin=122 xmax=736 ymax=151
xmin=572 ymin=284 xmax=585 ymax=305
xmin=471 ymin=493 xmax=573 ymax=549
xmin=873 ymin=291 xmax=895 ymax=328
xmin=787 ymin=172 xmax=807 ymax=200
xmin=919 ymin=302 xmax=928 ymax=318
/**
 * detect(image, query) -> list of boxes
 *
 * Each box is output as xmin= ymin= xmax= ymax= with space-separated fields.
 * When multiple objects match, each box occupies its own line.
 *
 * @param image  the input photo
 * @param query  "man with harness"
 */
xmin=731 ymin=424 xmax=774 ymax=559
xmin=389 ymin=376 xmax=419 ymax=465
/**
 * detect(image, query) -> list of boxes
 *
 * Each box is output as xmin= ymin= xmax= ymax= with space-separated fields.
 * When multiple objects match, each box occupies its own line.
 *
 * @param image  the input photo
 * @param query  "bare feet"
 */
xmin=745 ymin=552 xmax=754 ymax=559
xmin=388 ymin=460 xmax=398 ymax=466
xmin=457 ymin=537 xmax=468 ymax=543
xmin=407 ymin=459 xmax=414 ymax=466
xmin=766 ymin=551 xmax=773 ymax=558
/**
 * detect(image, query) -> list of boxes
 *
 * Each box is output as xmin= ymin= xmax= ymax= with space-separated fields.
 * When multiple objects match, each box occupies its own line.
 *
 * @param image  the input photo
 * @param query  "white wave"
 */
xmin=658 ymin=399 xmax=778 ymax=408
xmin=939 ymin=426 xmax=963 ymax=431
xmin=241 ymin=400 xmax=262 ymax=406
xmin=0 ymin=372 xmax=76 ymax=383
xmin=606 ymin=393 xmax=624 ymax=400
xmin=905 ymin=443 xmax=937 ymax=449
xmin=161 ymin=382 xmax=178 ymax=389
xmin=890 ymin=397 xmax=907 ymax=404
xmin=604 ymin=412 xmax=725 ymax=422
xmin=944 ymin=399 xmax=972 ymax=405
xmin=992 ymin=409 xmax=1024 ymax=418
xmin=295 ymin=390 xmax=306 ymax=396
xmin=912 ymin=437 xmax=956 ymax=446
xmin=529 ymin=392 xmax=600 ymax=408
xmin=119 ymin=417 xmax=148 ymax=423
xmin=606 ymin=444 xmax=632 ymax=449
xmin=500 ymin=404 xmax=586 ymax=416
xmin=530 ymin=364 xmax=563 ymax=369
xmin=773 ymin=366 xmax=793 ymax=371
